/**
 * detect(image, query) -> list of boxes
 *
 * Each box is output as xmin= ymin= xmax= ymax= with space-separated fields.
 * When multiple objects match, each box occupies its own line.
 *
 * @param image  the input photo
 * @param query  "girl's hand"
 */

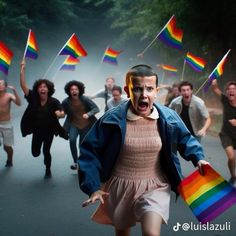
xmin=197 ymin=160 xmax=210 ymax=175
xmin=82 ymin=190 xmax=109 ymax=207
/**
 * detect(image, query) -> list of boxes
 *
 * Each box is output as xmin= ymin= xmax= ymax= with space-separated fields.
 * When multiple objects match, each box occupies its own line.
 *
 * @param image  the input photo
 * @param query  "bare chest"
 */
xmin=0 ymin=94 xmax=11 ymax=110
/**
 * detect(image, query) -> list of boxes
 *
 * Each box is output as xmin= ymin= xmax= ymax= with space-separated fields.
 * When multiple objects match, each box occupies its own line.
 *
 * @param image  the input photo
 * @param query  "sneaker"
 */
xmin=70 ymin=164 xmax=77 ymax=170
xmin=5 ymin=160 xmax=13 ymax=167
xmin=44 ymin=168 xmax=52 ymax=178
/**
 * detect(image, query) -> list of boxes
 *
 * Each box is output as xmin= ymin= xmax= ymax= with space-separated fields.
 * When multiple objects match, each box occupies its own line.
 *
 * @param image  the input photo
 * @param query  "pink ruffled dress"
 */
xmin=92 ymin=109 xmax=171 ymax=230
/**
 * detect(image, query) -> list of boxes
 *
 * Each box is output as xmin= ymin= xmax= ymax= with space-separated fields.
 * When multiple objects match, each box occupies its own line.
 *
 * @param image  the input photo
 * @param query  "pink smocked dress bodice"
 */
xmin=112 ymin=118 xmax=163 ymax=180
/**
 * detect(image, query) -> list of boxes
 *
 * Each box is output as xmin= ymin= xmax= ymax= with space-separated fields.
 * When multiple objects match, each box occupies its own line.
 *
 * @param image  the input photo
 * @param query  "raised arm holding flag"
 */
xmin=195 ymin=49 xmax=231 ymax=95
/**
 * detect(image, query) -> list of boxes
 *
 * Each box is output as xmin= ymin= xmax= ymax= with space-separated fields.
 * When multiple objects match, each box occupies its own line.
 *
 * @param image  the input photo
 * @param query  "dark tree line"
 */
xmin=1 ymin=0 xmax=236 ymax=87
xmin=84 ymin=0 xmax=236 ymax=86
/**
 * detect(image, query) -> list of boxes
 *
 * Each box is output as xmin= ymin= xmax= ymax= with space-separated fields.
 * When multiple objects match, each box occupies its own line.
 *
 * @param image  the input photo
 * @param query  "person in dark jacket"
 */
xmin=61 ymin=80 xmax=99 ymax=170
xmin=78 ymin=65 xmax=209 ymax=236
xmin=20 ymin=59 xmax=67 ymax=178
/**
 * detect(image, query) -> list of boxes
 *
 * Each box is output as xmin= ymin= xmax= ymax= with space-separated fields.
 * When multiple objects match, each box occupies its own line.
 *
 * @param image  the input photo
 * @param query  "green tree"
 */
xmin=84 ymin=0 xmax=236 ymax=85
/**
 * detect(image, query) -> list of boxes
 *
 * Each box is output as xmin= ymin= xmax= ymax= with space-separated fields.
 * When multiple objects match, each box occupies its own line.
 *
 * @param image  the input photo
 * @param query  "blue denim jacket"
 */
xmin=78 ymin=100 xmax=204 ymax=196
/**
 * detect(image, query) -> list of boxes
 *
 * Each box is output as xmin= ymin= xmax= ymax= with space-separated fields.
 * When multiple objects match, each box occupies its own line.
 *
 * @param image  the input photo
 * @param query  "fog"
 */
xmin=2 ymin=18 xmax=182 ymax=119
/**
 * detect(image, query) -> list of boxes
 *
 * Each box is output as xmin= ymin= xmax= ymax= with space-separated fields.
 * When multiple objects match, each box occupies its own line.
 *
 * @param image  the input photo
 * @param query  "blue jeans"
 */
xmin=69 ymin=125 xmax=80 ymax=164
xmin=69 ymin=124 xmax=90 ymax=164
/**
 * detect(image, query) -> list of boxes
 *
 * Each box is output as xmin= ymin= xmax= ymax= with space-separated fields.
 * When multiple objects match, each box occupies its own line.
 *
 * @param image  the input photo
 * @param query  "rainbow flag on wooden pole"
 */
xmin=102 ymin=46 xmax=122 ymax=65
xmin=43 ymin=33 xmax=87 ymax=78
xmin=58 ymin=33 xmax=87 ymax=58
xmin=52 ymin=56 xmax=80 ymax=81
xmin=0 ymin=42 xmax=14 ymax=75
xmin=138 ymin=15 xmax=183 ymax=57
xmin=157 ymin=64 xmax=178 ymax=84
xmin=178 ymin=164 xmax=236 ymax=223
xmin=60 ymin=56 xmax=80 ymax=71
xmin=181 ymin=52 xmax=206 ymax=81
xmin=195 ymin=49 xmax=231 ymax=95
xmin=185 ymin=52 xmax=206 ymax=72
xmin=23 ymin=29 xmax=39 ymax=59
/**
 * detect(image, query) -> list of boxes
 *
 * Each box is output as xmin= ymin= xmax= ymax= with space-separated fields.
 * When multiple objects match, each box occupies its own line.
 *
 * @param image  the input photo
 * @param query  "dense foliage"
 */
xmin=0 ymin=0 xmax=235 ymax=87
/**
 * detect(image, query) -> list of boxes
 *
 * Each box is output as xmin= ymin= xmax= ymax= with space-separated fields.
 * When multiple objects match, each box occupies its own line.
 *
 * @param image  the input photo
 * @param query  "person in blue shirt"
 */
xmin=78 ymin=64 xmax=209 ymax=236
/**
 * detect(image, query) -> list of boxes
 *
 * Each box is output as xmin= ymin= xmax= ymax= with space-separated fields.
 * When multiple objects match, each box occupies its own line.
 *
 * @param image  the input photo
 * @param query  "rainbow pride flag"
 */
xmin=0 ymin=42 xmax=14 ymax=75
xmin=60 ymin=56 xmax=80 ymax=71
xmin=103 ymin=47 xmax=122 ymax=65
xmin=24 ymin=29 xmax=39 ymax=59
xmin=204 ymin=49 xmax=231 ymax=92
xmin=160 ymin=64 xmax=177 ymax=76
xmin=185 ymin=52 xmax=206 ymax=72
xmin=178 ymin=164 xmax=236 ymax=223
xmin=161 ymin=64 xmax=178 ymax=73
xmin=59 ymin=33 xmax=87 ymax=58
xmin=158 ymin=15 xmax=183 ymax=50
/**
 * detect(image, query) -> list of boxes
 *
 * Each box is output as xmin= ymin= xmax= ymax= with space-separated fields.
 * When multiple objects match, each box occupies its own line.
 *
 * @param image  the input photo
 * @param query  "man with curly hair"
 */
xmin=62 ymin=80 xmax=99 ymax=170
xmin=20 ymin=59 xmax=67 ymax=178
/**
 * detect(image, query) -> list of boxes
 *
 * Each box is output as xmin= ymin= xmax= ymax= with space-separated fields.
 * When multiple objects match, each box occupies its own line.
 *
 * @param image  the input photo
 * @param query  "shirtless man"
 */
xmin=0 ymin=79 xmax=21 ymax=167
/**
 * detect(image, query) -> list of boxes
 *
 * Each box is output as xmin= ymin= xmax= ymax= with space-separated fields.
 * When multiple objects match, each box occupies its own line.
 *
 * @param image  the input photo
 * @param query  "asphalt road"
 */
xmin=0 ymin=111 xmax=236 ymax=236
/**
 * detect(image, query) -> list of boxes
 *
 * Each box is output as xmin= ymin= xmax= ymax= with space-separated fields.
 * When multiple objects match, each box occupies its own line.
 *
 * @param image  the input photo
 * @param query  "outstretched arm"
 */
xmin=7 ymin=85 xmax=21 ymax=106
xmin=211 ymin=79 xmax=221 ymax=97
xmin=20 ymin=59 xmax=29 ymax=96
xmin=82 ymin=190 xmax=109 ymax=207
xmin=197 ymin=116 xmax=211 ymax=137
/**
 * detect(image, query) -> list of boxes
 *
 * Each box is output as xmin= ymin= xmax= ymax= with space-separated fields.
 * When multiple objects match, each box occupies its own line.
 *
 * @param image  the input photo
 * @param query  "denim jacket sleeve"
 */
xmin=172 ymin=110 xmax=204 ymax=165
xmin=78 ymin=106 xmax=124 ymax=196
xmin=78 ymin=119 xmax=105 ymax=196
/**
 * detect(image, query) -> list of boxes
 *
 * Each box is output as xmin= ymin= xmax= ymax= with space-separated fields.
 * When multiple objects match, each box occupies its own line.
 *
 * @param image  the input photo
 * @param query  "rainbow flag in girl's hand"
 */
xmin=24 ymin=29 xmax=39 ymax=59
xmin=185 ymin=52 xmax=206 ymax=72
xmin=178 ymin=164 xmax=236 ymax=223
xmin=102 ymin=47 xmax=122 ymax=65
xmin=0 ymin=42 xmax=14 ymax=75
xmin=157 ymin=15 xmax=183 ymax=50
xmin=60 ymin=56 xmax=80 ymax=71
xmin=59 ymin=33 xmax=87 ymax=58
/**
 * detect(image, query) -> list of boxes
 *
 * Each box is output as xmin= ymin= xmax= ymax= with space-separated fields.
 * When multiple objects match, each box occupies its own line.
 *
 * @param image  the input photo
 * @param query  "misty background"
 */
xmin=1 ymin=2 xmax=236 ymax=235
xmin=1 ymin=0 xmax=236 ymax=113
